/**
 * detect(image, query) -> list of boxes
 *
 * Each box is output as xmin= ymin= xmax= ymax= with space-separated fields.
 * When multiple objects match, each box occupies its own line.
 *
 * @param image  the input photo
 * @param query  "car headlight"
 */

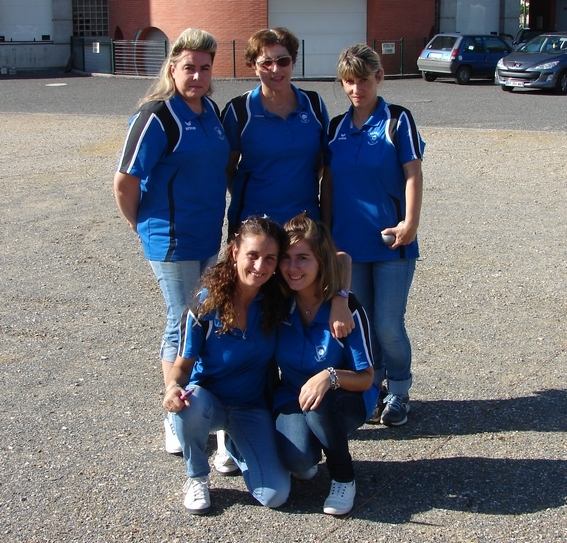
xmin=531 ymin=60 xmax=560 ymax=70
xmin=496 ymin=58 xmax=506 ymax=69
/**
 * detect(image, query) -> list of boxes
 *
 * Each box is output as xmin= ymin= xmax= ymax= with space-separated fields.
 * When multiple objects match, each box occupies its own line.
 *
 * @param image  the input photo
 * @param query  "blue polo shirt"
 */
xmin=325 ymin=98 xmax=425 ymax=262
xmin=117 ymin=94 xmax=229 ymax=262
xmin=178 ymin=292 xmax=275 ymax=409
xmin=222 ymin=84 xmax=329 ymax=226
xmin=273 ymin=295 xmax=379 ymax=420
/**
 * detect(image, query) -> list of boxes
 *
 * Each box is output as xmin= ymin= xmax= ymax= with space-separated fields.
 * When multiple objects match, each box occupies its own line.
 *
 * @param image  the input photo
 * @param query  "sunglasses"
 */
xmin=256 ymin=56 xmax=293 ymax=70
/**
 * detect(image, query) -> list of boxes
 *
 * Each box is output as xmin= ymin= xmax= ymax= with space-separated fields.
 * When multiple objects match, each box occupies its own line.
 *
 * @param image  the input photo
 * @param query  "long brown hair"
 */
xmin=282 ymin=213 xmax=343 ymax=303
xmin=198 ymin=216 xmax=288 ymax=335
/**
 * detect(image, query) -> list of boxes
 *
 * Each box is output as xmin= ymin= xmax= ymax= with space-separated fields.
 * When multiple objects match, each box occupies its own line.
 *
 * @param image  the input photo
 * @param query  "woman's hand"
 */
xmin=330 ymin=296 xmax=355 ymax=338
xmin=162 ymin=385 xmax=191 ymax=412
xmin=162 ymin=355 xmax=197 ymax=412
xmin=381 ymin=220 xmax=418 ymax=249
xmin=299 ymin=371 xmax=330 ymax=411
xmin=384 ymin=159 xmax=423 ymax=249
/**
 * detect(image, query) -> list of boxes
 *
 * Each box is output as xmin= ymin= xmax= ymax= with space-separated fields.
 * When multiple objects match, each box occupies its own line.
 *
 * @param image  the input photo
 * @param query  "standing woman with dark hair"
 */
xmin=113 ymin=28 xmax=229 ymax=454
xmin=274 ymin=213 xmax=378 ymax=516
xmin=163 ymin=217 xmax=290 ymax=514
xmin=221 ymin=27 xmax=329 ymax=232
xmin=219 ymin=29 xmax=355 ymax=473
xmin=321 ymin=44 xmax=425 ymax=427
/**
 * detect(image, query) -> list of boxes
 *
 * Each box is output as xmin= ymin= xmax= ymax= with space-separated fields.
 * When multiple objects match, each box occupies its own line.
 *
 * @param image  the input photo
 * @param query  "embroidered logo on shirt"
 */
xmin=314 ymin=345 xmax=327 ymax=363
xmin=214 ymin=126 xmax=225 ymax=140
xmin=185 ymin=121 xmax=197 ymax=131
xmin=299 ymin=112 xmax=309 ymax=124
xmin=338 ymin=133 xmax=347 ymax=141
xmin=367 ymin=129 xmax=380 ymax=145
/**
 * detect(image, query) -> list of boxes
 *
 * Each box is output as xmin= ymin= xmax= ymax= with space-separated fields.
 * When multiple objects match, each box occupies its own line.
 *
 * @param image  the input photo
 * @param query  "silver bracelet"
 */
xmin=327 ymin=367 xmax=340 ymax=390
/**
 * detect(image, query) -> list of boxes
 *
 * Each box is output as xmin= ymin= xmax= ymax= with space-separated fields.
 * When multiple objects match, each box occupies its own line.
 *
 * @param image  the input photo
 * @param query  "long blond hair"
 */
xmin=139 ymin=28 xmax=217 ymax=106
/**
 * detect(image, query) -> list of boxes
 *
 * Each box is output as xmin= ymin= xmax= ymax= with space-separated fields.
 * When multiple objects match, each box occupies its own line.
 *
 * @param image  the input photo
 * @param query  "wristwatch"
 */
xmin=336 ymin=289 xmax=349 ymax=298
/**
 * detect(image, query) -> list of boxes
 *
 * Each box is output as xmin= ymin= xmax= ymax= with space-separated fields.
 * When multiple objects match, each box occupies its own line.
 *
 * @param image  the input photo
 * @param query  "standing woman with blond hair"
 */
xmin=322 ymin=44 xmax=425 ymax=427
xmin=113 ymin=28 xmax=229 ymax=454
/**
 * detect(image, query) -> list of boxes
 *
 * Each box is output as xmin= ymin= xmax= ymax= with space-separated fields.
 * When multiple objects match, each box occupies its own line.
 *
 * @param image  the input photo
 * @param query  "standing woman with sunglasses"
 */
xmin=222 ymin=27 xmax=328 ymax=234
xmin=218 ymin=28 xmax=354 ymax=475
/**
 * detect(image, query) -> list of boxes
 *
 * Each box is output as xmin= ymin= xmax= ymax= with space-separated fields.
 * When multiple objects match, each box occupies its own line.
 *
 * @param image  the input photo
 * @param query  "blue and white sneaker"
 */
xmin=380 ymin=393 xmax=410 ymax=426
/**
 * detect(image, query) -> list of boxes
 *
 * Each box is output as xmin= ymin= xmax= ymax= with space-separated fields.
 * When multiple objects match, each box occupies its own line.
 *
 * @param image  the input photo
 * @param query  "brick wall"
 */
xmin=108 ymin=0 xmax=436 ymax=77
xmin=108 ymin=0 xmax=268 ymax=77
xmin=367 ymin=0 xmax=436 ymax=75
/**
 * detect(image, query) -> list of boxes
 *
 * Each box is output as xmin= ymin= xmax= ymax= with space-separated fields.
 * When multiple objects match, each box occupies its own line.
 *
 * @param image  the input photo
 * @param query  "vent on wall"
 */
xmin=42 ymin=35 xmax=51 ymax=41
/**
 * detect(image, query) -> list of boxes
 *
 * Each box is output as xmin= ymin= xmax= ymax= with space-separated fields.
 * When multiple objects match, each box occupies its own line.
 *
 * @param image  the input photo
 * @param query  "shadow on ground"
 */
xmin=356 ymin=388 xmax=567 ymax=439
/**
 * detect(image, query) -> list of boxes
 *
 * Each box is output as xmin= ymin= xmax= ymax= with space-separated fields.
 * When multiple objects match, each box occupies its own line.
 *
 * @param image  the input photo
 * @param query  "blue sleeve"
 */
xmin=342 ymin=296 xmax=374 ymax=371
xmin=117 ymin=110 xmax=168 ymax=178
xmin=396 ymin=109 xmax=426 ymax=166
xmin=178 ymin=309 xmax=205 ymax=359
xmin=221 ymin=101 xmax=241 ymax=152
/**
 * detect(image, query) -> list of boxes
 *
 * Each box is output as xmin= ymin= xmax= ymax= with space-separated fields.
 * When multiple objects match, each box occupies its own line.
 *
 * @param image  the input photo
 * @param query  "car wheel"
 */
xmin=555 ymin=70 xmax=567 ymax=94
xmin=422 ymin=71 xmax=437 ymax=82
xmin=501 ymin=85 xmax=513 ymax=92
xmin=455 ymin=66 xmax=472 ymax=85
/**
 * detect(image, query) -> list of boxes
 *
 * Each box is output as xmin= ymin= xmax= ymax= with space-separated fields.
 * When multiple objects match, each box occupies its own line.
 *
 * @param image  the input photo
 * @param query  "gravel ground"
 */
xmin=1 ymin=78 xmax=566 ymax=542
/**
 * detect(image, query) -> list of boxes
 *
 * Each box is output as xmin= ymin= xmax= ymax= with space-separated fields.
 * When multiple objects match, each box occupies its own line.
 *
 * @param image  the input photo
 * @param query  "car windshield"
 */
xmin=427 ymin=36 xmax=459 ymax=51
xmin=519 ymin=35 xmax=567 ymax=53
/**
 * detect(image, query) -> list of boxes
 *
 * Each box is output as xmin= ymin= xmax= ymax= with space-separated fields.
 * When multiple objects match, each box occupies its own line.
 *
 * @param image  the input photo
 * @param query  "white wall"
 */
xmin=440 ymin=0 xmax=520 ymax=36
xmin=456 ymin=0 xmax=499 ymax=34
xmin=269 ymin=0 xmax=366 ymax=77
xmin=0 ymin=0 xmax=53 ymax=41
xmin=0 ymin=0 xmax=72 ymax=69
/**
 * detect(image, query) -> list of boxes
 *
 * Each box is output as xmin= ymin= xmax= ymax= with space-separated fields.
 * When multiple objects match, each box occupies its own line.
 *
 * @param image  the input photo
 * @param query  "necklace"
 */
xmin=297 ymin=300 xmax=320 ymax=318
xmin=234 ymin=310 xmax=247 ymax=339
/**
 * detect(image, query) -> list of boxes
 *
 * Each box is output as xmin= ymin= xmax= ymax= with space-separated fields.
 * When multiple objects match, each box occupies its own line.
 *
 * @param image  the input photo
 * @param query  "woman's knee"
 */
xmin=254 ymin=481 xmax=290 ymax=508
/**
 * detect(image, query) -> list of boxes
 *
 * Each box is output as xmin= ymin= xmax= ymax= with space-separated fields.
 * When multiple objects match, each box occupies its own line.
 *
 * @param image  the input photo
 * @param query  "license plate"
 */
xmin=508 ymin=81 xmax=524 ymax=87
xmin=428 ymin=52 xmax=443 ymax=59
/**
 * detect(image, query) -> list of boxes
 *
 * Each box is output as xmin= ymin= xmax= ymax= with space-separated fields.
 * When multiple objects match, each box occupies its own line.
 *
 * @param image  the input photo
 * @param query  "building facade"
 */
xmin=2 ymin=1 xmax=564 ymax=74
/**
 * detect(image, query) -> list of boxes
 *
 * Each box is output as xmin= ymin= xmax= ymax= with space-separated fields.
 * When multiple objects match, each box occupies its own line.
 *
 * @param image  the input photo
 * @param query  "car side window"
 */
xmin=485 ymin=37 xmax=508 ymax=53
xmin=463 ymin=37 xmax=484 ymax=53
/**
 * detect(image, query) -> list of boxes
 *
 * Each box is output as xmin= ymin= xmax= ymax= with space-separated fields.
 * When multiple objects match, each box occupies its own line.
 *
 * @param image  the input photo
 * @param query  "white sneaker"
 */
xmin=213 ymin=451 xmax=239 ymax=475
xmin=213 ymin=430 xmax=239 ymax=475
xmin=323 ymin=479 xmax=356 ymax=516
xmin=183 ymin=476 xmax=211 ymax=515
xmin=291 ymin=465 xmax=318 ymax=480
xmin=163 ymin=413 xmax=182 ymax=455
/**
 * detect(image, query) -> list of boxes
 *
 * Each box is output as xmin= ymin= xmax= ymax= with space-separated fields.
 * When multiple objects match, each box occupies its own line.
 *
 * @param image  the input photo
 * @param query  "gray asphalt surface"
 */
xmin=1 ymin=71 xmax=566 ymax=542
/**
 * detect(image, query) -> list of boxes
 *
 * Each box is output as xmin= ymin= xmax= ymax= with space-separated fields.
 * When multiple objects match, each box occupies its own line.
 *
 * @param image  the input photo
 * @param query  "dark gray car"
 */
xmin=495 ymin=33 xmax=567 ymax=93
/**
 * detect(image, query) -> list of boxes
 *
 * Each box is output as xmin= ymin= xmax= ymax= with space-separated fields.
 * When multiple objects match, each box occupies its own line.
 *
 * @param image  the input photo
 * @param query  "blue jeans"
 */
xmin=351 ymin=259 xmax=416 ymax=395
xmin=173 ymin=386 xmax=290 ymax=508
xmin=150 ymin=257 xmax=216 ymax=362
xmin=274 ymin=389 xmax=367 ymax=482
